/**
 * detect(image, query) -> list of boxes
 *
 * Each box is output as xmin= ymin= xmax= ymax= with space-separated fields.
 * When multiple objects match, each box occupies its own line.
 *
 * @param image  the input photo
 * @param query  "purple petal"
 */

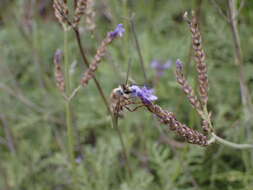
xmin=54 ymin=49 xmax=63 ymax=65
xmin=176 ymin=59 xmax=183 ymax=70
xmin=163 ymin=60 xmax=172 ymax=69
xmin=151 ymin=60 xmax=160 ymax=68
xmin=109 ymin=24 xmax=125 ymax=38
xmin=151 ymin=59 xmax=172 ymax=76
xmin=157 ymin=71 xmax=165 ymax=76
xmin=131 ymin=85 xmax=158 ymax=103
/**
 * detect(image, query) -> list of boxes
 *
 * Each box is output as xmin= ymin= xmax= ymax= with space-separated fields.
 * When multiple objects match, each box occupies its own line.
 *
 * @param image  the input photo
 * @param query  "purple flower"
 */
xmin=75 ymin=155 xmax=83 ymax=164
xmin=151 ymin=60 xmax=172 ymax=76
xmin=175 ymin=59 xmax=183 ymax=71
xmin=54 ymin=49 xmax=63 ymax=65
xmin=109 ymin=24 xmax=125 ymax=38
xmin=131 ymin=85 xmax=158 ymax=104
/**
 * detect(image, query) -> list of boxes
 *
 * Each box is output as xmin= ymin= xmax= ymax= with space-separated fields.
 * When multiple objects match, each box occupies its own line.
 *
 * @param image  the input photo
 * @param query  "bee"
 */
xmin=110 ymin=84 xmax=135 ymax=117
xmin=110 ymin=83 xmax=146 ymax=118
xmin=110 ymin=59 xmax=145 ymax=117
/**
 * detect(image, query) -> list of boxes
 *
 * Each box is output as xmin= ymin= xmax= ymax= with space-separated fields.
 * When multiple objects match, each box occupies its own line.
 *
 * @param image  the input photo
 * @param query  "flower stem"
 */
xmin=64 ymin=30 xmax=76 ymax=183
xmin=130 ymin=16 xmax=147 ymax=84
xmin=227 ymin=0 xmax=253 ymax=115
xmin=112 ymin=116 xmax=132 ymax=178
xmin=74 ymin=29 xmax=111 ymax=113
xmin=73 ymin=28 xmax=132 ymax=178
xmin=209 ymin=133 xmax=253 ymax=149
xmin=203 ymin=107 xmax=253 ymax=149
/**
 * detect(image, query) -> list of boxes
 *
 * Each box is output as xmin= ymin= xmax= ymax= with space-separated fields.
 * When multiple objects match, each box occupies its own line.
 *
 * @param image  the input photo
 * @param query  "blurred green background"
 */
xmin=1 ymin=0 xmax=253 ymax=189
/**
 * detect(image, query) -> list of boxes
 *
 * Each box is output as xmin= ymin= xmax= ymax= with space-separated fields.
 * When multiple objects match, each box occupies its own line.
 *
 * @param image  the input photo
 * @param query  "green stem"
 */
xmin=203 ymin=107 xmax=253 ymax=149
xmin=210 ymin=133 xmax=253 ymax=149
xmin=64 ymin=30 xmax=76 ymax=182
xmin=130 ymin=16 xmax=148 ymax=84
xmin=112 ymin=115 xmax=132 ymax=178
xmin=74 ymin=29 xmax=111 ymax=113
xmin=74 ymin=29 xmax=132 ymax=178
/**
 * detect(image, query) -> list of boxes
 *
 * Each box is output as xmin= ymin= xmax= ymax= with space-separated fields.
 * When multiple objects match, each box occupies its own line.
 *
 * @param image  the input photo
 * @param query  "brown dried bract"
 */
xmin=142 ymin=101 xmax=208 ymax=146
xmin=73 ymin=0 xmax=88 ymax=28
xmin=184 ymin=11 xmax=208 ymax=107
xmin=85 ymin=0 xmax=96 ymax=31
xmin=53 ymin=0 xmax=70 ymax=30
xmin=176 ymin=62 xmax=202 ymax=114
xmin=81 ymin=33 xmax=113 ymax=87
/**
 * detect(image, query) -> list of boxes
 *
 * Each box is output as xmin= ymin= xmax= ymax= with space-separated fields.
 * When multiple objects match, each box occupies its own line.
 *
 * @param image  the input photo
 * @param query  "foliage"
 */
xmin=0 ymin=0 xmax=253 ymax=189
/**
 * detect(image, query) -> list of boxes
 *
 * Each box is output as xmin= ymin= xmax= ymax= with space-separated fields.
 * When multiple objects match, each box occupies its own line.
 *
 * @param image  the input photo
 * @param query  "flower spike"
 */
xmin=81 ymin=24 xmax=125 ymax=87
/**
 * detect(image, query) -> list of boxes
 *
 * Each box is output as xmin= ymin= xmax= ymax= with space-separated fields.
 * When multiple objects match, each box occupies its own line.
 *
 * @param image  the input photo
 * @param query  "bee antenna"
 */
xmin=125 ymin=58 xmax=132 ymax=85
xmin=131 ymin=83 xmax=153 ymax=88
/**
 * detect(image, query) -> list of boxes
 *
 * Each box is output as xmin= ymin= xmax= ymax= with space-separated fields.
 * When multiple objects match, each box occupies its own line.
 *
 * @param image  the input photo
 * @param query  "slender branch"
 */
xmin=130 ymin=15 xmax=148 ymax=84
xmin=0 ymin=83 xmax=44 ymax=113
xmin=0 ymin=162 xmax=10 ymax=190
xmin=73 ymin=28 xmax=132 ymax=177
xmin=74 ymin=29 xmax=111 ymax=113
xmin=236 ymin=0 xmax=245 ymax=19
xmin=209 ymin=0 xmax=230 ymax=23
xmin=112 ymin=116 xmax=132 ymax=178
xmin=209 ymin=133 xmax=253 ymax=149
xmin=64 ymin=30 xmax=77 ymax=183
xmin=227 ymin=0 xmax=253 ymax=114
xmin=0 ymin=115 xmax=16 ymax=154
xmin=202 ymin=107 xmax=253 ymax=149
xmin=67 ymin=85 xmax=82 ymax=101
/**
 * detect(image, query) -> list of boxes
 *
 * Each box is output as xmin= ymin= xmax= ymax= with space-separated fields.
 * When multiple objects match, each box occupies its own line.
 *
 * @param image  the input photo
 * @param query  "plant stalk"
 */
xmin=64 ymin=30 xmax=76 ymax=183
xmin=74 ymin=29 xmax=111 ymax=113
xmin=113 ymin=116 xmax=132 ymax=178
xmin=73 ymin=28 xmax=132 ymax=177
xmin=227 ymin=0 xmax=253 ymax=115
xmin=130 ymin=17 xmax=148 ymax=84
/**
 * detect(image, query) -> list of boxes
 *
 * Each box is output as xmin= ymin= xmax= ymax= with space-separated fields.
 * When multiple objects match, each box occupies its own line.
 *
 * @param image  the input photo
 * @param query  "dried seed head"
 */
xmin=81 ymin=24 xmax=125 ymax=87
xmin=175 ymin=59 xmax=202 ymax=114
xmin=114 ymin=84 xmax=209 ymax=146
xmin=54 ymin=49 xmax=65 ymax=92
xmin=202 ymin=119 xmax=209 ymax=133
xmin=53 ymin=0 xmax=70 ymax=30
xmin=73 ymin=0 xmax=88 ymax=28
xmin=202 ymin=111 xmax=213 ymax=133
xmin=168 ymin=115 xmax=208 ymax=146
xmin=85 ymin=0 xmax=96 ymax=32
xmin=138 ymin=100 xmax=208 ymax=146
xmin=81 ymin=34 xmax=113 ymax=86
xmin=184 ymin=11 xmax=208 ymax=107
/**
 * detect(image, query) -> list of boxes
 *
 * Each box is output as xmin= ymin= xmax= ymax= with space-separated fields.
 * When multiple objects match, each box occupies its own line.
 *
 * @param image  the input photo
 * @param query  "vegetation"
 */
xmin=1 ymin=0 xmax=253 ymax=189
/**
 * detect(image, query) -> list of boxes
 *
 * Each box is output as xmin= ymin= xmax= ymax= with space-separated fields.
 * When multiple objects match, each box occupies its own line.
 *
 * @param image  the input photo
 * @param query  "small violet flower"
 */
xmin=151 ymin=60 xmax=172 ymax=76
xmin=75 ymin=155 xmax=83 ymax=164
xmin=175 ymin=59 xmax=183 ymax=71
xmin=131 ymin=85 xmax=158 ymax=104
xmin=109 ymin=24 xmax=125 ymax=38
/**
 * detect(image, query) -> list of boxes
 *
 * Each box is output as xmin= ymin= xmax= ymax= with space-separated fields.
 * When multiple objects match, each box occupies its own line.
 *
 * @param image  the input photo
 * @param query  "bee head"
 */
xmin=121 ymin=84 xmax=132 ymax=94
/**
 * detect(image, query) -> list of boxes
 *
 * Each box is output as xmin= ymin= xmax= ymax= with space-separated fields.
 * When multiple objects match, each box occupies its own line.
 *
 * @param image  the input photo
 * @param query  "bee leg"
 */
xmin=124 ymin=105 xmax=145 ymax=112
xmin=125 ymin=97 xmax=138 ymax=101
xmin=131 ymin=105 xmax=145 ymax=111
